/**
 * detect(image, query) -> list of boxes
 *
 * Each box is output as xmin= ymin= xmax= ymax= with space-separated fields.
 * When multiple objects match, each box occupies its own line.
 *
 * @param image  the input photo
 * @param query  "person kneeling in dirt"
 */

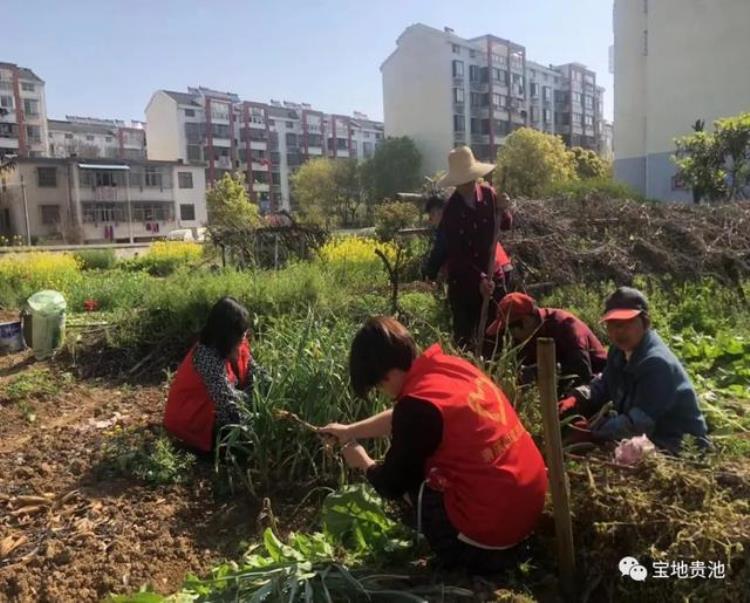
xmin=321 ymin=316 xmax=547 ymax=574
xmin=558 ymin=287 xmax=710 ymax=454
xmin=485 ymin=292 xmax=607 ymax=394
xmin=164 ymin=297 xmax=265 ymax=453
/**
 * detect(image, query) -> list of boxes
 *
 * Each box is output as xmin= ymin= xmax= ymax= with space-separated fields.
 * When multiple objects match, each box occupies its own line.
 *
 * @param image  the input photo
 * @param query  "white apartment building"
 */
xmin=614 ymin=0 xmax=750 ymax=201
xmin=0 ymin=62 xmax=49 ymax=159
xmin=0 ymin=157 xmax=206 ymax=244
xmin=48 ymin=116 xmax=146 ymax=161
xmin=145 ymin=87 xmax=384 ymax=212
xmin=381 ymin=24 xmax=605 ymax=177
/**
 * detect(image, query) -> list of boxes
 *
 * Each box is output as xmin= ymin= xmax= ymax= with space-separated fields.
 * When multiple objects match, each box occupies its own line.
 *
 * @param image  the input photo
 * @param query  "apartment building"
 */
xmin=0 ymin=62 xmax=49 ymax=159
xmin=381 ymin=24 xmax=605 ymax=177
xmin=614 ymin=0 xmax=750 ymax=201
xmin=145 ymin=87 xmax=384 ymax=212
xmin=0 ymin=157 xmax=206 ymax=244
xmin=48 ymin=116 xmax=146 ymax=161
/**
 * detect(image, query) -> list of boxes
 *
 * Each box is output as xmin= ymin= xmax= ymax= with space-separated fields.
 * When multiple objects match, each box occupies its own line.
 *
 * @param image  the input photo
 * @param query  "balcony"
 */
xmin=253 ymin=182 xmax=270 ymax=192
xmin=307 ymin=146 xmax=323 ymax=156
xmin=216 ymin=156 xmax=232 ymax=169
xmin=212 ymin=136 xmax=231 ymax=147
xmin=454 ymin=103 xmax=465 ymax=114
xmin=452 ymin=76 xmax=464 ymax=86
xmin=454 ymin=131 xmax=466 ymax=143
xmin=471 ymin=133 xmax=490 ymax=145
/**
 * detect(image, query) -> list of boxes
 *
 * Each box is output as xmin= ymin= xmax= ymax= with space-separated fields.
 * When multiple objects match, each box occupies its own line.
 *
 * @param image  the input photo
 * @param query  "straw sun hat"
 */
xmin=439 ymin=145 xmax=496 ymax=187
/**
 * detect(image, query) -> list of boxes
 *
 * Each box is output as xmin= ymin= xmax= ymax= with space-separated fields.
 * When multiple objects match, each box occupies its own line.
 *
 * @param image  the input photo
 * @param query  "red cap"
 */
xmin=600 ymin=308 xmax=643 ymax=322
xmin=486 ymin=292 xmax=537 ymax=336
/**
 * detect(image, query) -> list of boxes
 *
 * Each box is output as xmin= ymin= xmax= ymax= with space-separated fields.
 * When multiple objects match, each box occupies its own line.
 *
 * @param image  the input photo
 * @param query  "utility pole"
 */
xmin=20 ymin=174 xmax=31 ymax=246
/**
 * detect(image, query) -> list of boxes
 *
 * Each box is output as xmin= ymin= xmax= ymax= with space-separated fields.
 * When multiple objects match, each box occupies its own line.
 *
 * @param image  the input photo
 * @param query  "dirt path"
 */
xmin=0 ymin=352 xmax=256 ymax=603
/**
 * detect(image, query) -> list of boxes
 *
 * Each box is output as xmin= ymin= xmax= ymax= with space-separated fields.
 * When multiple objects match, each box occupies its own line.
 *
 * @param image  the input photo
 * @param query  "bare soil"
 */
xmin=0 ymin=351 xmax=257 ymax=603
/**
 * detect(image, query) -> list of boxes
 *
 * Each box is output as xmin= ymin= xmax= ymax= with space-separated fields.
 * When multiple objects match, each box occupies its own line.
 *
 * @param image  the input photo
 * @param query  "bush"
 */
xmin=0 ymin=252 xmax=82 ymax=307
xmin=496 ymin=128 xmax=577 ymax=197
xmin=73 ymin=248 xmax=117 ymax=270
xmin=570 ymin=146 xmax=609 ymax=180
xmin=125 ymin=241 xmax=203 ymax=276
xmin=373 ymin=201 xmax=419 ymax=241
xmin=547 ymin=177 xmax=644 ymax=202
xmin=65 ymin=270 xmax=153 ymax=312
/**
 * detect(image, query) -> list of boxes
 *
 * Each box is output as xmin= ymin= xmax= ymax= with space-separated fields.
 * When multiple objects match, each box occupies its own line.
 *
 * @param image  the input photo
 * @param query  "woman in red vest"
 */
xmin=321 ymin=316 xmax=548 ymax=573
xmin=164 ymin=297 xmax=259 ymax=453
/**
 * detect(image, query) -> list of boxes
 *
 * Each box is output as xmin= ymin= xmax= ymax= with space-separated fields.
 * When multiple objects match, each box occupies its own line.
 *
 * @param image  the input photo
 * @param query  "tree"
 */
xmin=570 ymin=146 xmax=608 ymax=180
xmin=291 ymin=158 xmax=338 ymax=227
xmin=495 ymin=128 xmax=577 ymax=197
xmin=332 ymin=158 xmax=365 ymax=226
xmin=361 ymin=136 xmax=422 ymax=203
xmin=206 ymin=172 xmax=261 ymax=231
xmin=674 ymin=112 xmax=750 ymax=203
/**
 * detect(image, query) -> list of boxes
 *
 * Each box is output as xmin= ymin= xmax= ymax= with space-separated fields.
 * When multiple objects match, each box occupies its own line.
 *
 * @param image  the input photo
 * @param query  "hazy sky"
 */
xmin=3 ymin=0 xmax=614 ymax=122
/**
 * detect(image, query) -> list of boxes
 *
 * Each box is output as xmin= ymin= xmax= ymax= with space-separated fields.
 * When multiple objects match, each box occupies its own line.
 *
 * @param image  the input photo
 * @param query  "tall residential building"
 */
xmin=48 ymin=116 xmax=147 ymax=161
xmin=0 ymin=157 xmax=207 ymax=244
xmin=0 ymin=62 xmax=49 ymax=159
xmin=614 ymin=0 xmax=750 ymax=201
xmin=145 ymin=87 xmax=384 ymax=212
xmin=381 ymin=24 xmax=605 ymax=177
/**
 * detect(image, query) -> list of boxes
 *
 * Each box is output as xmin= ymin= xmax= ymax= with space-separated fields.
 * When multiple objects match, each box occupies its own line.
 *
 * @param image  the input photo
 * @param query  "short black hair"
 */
xmin=349 ymin=316 xmax=418 ymax=398
xmin=199 ymin=297 xmax=250 ymax=359
xmin=424 ymin=195 xmax=445 ymax=215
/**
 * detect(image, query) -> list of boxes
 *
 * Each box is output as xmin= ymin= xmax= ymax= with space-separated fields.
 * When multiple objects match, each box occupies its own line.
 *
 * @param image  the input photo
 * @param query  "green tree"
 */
xmin=570 ymin=146 xmax=608 ymax=180
xmin=495 ymin=128 xmax=577 ymax=197
xmin=290 ymin=158 xmax=364 ymax=227
xmin=290 ymin=158 xmax=338 ymax=227
xmin=373 ymin=200 xmax=420 ymax=241
xmin=361 ymin=137 xmax=422 ymax=204
xmin=715 ymin=112 xmax=750 ymax=201
xmin=674 ymin=112 xmax=750 ymax=203
xmin=206 ymin=172 xmax=261 ymax=231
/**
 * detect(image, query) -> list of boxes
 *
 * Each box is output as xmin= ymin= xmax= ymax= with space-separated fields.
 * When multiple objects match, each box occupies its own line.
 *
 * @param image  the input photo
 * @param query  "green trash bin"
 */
xmin=23 ymin=290 xmax=67 ymax=360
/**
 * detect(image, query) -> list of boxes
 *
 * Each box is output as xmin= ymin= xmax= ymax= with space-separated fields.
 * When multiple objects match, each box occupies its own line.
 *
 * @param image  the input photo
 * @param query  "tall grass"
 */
xmin=0 ymin=252 xmax=82 ymax=308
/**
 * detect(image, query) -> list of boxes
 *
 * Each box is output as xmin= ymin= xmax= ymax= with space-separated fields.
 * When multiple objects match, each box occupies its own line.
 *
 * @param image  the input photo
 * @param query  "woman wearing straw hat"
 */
xmin=435 ymin=146 xmax=512 ymax=350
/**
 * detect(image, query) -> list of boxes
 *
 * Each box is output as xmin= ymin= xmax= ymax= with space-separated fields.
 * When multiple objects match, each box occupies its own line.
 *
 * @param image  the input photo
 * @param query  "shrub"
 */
xmin=65 ymin=270 xmax=153 ymax=312
xmin=373 ymin=200 xmax=420 ymax=241
xmin=73 ymin=248 xmax=117 ymax=270
xmin=125 ymin=241 xmax=203 ymax=276
xmin=570 ymin=146 xmax=609 ymax=180
xmin=547 ymin=177 xmax=644 ymax=202
xmin=496 ymin=128 xmax=577 ymax=197
xmin=0 ymin=252 xmax=82 ymax=307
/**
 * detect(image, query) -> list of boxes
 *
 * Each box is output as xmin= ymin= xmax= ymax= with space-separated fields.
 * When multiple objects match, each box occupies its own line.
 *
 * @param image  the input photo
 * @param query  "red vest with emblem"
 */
xmin=399 ymin=344 xmax=547 ymax=548
xmin=164 ymin=339 xmax=252 ymax=452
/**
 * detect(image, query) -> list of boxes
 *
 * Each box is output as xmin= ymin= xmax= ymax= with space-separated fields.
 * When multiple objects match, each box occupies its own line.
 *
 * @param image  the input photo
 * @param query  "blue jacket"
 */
xmin=588 ymin=329 xmax=709 ymax=453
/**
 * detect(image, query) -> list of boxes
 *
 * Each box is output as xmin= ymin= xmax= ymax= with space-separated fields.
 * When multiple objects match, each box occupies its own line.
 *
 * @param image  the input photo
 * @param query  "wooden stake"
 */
xmin=537 ymin=337 xmax=577 ymax=600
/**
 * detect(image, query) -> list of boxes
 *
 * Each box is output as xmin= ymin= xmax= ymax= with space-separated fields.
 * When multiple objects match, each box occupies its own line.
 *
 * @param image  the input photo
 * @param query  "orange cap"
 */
xmin=486 ymin=292 xmax=537 ymax=336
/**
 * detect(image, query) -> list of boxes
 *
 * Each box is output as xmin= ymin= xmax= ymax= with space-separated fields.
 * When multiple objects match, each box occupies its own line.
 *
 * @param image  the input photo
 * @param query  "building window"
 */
xmin=530 ymin=107 xmax=538 ymax=122
xmin=469 ymin=49 xmax=476 ymax=59
xmin=105 ymin=136 xmax=112 ymax=142
xmin=187 ymin=145 xmax=202 ymax=161
xmin=40 ymin=205 xmax=60 ymax=225
xmin=453 ymin=115 xmax=465 ymax=132
xmin=452 ymin=60 xmax=464 ymax=77
xmin=454 ymin=88 xmax=465 ymax=104
xmin=470 ymin=92 xmax=482 ymax=107
xmin=543 ymin=87 xmax=551 ymax=102
xmin=21 ymin=82 xmax=35 ymax=92
xmin=180 ymin=204 xmax=196 ymax=220
xmin=452 ymin=44 xmax=460 ymax=54
xmin=530 ymin=83 xmax=539 ymax=98
xmin=544 ymin=109 xmax=552 ymax=123
xmin=178 ymin=171 xmax=194 ymax=189
xmin=37 ymin=167 xmax=57 ymax=187
xmin=286 ymin=121 xmax=294 ymax=128
xmin=469 ymin=65 xmax=480 ymax=82
xmin=23 ymin=99 xmax=39 ymax=116
xmin=86 ymin=135 xmax=95 ymax=141
xmin=145 ymin=167 xmax=163 ymax=187
xmin=1 ymin=95 xmax=14 ymax=109
xmin=184 ymin=109 xmax=195 ymax=117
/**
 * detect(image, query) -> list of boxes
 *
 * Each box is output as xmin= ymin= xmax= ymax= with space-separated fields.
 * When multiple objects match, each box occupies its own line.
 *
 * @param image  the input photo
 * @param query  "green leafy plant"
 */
xmin=73 ymin=248 xmax=118 ymax=270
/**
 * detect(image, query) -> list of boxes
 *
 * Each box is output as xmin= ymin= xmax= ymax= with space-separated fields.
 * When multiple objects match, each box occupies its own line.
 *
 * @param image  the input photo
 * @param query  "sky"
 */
xmin=3 ymin=0 xmax=614 ymax=123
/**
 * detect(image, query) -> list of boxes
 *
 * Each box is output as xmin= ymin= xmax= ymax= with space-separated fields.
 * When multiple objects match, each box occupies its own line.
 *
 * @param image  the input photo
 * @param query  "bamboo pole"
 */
xmin=537 ymin=337 xmax=577 ymax=600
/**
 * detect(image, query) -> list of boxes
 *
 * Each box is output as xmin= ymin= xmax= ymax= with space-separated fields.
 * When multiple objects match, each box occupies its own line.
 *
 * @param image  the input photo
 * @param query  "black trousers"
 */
xmin=405 ymin=485 xmax=532 ymax=575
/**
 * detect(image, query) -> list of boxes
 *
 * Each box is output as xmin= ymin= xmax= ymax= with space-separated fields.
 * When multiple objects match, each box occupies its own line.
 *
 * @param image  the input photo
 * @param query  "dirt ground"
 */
xmin=0 ymin=351 xmax=257 ymax=603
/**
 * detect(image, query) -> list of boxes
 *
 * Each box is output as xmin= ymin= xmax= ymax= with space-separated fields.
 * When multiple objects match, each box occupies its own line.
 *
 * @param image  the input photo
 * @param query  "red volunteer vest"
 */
xmin=399 ymin=344 xmax=547 ymax=548
xmin=164 ymin=339 xmax=252 ymax=452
